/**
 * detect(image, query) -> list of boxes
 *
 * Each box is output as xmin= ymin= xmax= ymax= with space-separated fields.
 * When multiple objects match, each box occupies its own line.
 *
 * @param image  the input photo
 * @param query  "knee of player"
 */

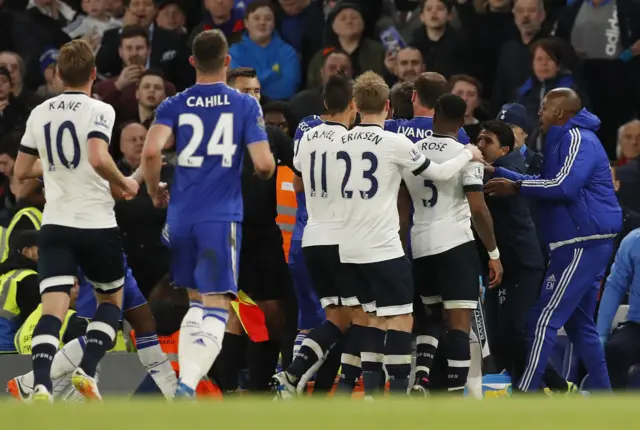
xmin=201 ymin=293 xmax=232 ymax=310
xmin=350 ymin=306 xmax=369 ymax=326
xmin=324 ymin=306 xmax=351 ymax=332
xmin=386 ymin=313 xmax=413 ymax=332
xmin=445 ymin=307 xmax=473 ymax=333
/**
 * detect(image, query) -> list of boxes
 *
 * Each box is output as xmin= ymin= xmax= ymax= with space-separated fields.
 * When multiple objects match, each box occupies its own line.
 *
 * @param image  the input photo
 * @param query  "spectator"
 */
xmin=190 ymin=0 xmax=245 ymax=47
xmin=389 ymin=80 xmax=414 ymax=120
xmin=64 ymin=0 xmax=122 ymax=51
xmin=409 ymin=0 xmax=468 ymax=79
xmin=453 ymin=0 xmax=518 ymax=91
xmin=93 ymin=26 xmax=176 ymax=121
xmin=155 ymin=0 xmax=186 ymax=35
xmin=307 ymin=2 xmax=385 ymax=88
xmin=275 ymin=0 xmax=325 ymax=87
xmin=449 ymin=73 xmax=483 ymax=141
xmin=97 ymin=0 xmax=189 ymax=88
xmin=597 ymin=228 xmax=640 ymax=389
xmin=616 ymin=128 xmax=640 ymax=217
xmin=27 ymin=0 xmax=78 ymax=28
xmin=35 ymin=48 xmax=64 ymax=99
xmin=106 ymin=0 xmax=125 ymax=18
xmin=133 ymin=69 xmax=167 ymax=125
xmin=288 ymin=49 xmax=352 ymax=122
xmin=115 ymin=121 xmax=172 ymax=297
xmin=0 ymin=51 xmax=45 ymax=110
xmin=495 ymin=102 xmax=543 ymax=177
xmin=514 ymin=38 xmax=582 ymax=151
xmin=553 ymin=0 xmax=640 ymax=155
xmin=376 ymin=0 xmax=423 ymax=42
xmin=229 ymin=0 xmax=300 ymax=100
xmin=263 ymin=101 xmax=295 ymax=137
xmin=0 ymin=67 xmax=29 ymax=139
xmin=616 ymin=119 xmax=640 ymax=166
xmin=386 ymin=46 xmax=425 ymax=85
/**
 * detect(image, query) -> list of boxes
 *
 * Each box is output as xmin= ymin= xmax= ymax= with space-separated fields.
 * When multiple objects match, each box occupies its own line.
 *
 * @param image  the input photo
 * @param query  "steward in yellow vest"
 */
xmin=0 ymin=230 xmax=40 ymax=353
xmin=0 ymin=206 xmax=42 ymax=263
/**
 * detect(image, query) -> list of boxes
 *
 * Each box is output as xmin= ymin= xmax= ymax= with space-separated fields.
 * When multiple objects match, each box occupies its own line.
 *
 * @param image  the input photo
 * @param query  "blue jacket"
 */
xmin=229 ymin=33 xmax=300 ymax=100
xmin=597 ymin=228 xmax=640 ymax=340
xmin=495 ymin=108 xmax=622 ymax=251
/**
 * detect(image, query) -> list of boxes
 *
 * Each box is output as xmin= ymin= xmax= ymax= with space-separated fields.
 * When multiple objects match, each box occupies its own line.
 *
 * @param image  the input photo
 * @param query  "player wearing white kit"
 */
xmin=401 ymin=94 xmax=503 ymax=395
xmin=334 ymin=72 xmax=483 ymax=397
xmin=13 ymin=40 xmax=140 ymax=402
xmin=271 ymin=74 xmax=356 ymax=397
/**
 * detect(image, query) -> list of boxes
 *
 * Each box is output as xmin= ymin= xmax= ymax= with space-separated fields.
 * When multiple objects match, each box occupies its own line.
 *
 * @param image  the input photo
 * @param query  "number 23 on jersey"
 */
xmin=308 ymin=150 xmax=379 ymax=200
xmin=177 ymin=113 xmax=237 ymax=168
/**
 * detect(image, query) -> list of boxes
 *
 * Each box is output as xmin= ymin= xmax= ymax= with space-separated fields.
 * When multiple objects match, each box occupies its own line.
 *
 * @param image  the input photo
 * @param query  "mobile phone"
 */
xmin=380 ymin=26 xmax=406 ymax=54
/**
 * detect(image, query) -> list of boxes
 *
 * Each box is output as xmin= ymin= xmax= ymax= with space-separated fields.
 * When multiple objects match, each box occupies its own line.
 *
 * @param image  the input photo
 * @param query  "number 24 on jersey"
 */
xmin=177 ymin=113 xmax=237 ymax=168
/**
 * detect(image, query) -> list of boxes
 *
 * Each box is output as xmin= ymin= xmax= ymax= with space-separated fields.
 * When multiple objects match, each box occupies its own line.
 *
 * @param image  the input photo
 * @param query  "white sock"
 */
xmin=135 ymin=333 xmax=178 ymax=399
xmin=179 ymin=306 xmax=228 ymax=391
xmin=178 ymin=302 xmax=204 ymax=390
xmin=293 ymin=331 xmax=307 ymax=358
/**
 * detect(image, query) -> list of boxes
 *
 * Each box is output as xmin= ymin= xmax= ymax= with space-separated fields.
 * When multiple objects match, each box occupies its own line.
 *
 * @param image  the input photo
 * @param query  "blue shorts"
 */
xmin=75 ymin=265 xmax=147 ymax=319
xmin=168 ymin=221 xmax=242 ymax=295
xmin=289 ymin=240 xmax=325 ymax=330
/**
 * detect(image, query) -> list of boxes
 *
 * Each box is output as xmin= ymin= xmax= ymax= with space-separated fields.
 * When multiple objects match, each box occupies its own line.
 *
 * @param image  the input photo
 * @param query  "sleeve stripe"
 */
xmin=521 ymin=128 xmax=581 ymax=188
xmin=88 ymin=131 xmax=110 ymax=145
xmin=463 ymin=184 xmax=483 ymax=192
xmin=18 ymin=144 xmax=38 ymax=156
xmin=412 ymin=158 xmax=430 ymax=176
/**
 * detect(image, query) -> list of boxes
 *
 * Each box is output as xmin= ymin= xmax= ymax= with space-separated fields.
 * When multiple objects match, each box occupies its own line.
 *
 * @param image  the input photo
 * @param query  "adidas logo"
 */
xmin=547 ymin=274 xmax=556 ymax=283
xmin=192 ymin=338 xmax=206 ymax=346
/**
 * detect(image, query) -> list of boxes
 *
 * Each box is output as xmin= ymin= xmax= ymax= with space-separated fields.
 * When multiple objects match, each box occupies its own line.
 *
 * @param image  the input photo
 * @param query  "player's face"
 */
xmin=82 ymin=0 xmax=106 ymax=18
xmin=477 ymin=130 xmax=506 ymax=163
xmin=232 ymin=76 xmax=261 ymax=100
xmin=513 ymin=0 xmax=543 ymax=34
xmin=119 ymin=36 xmax=149 ymax=66
xmin=204 ymin=0 xmax=233 ymax=17
xmin=0 ymin=154 xmax=14 ymax=176
xmin=510 ymin=124 xmax=528 ymax=149
xmin=0 ymin=53 xmax=20 ymax=89
xmin=156 ymin=3 xmax=185 ymax=31
xmin=421 ymin=0 xmax=450 ymax=30
xmin=396 ymin=49 xmax=424 ymax=83
xmin=0 ymin=75 xmax=10 ymax=100
xmin=320 ymin=53 xmax=352 ymax=84
xmin=245 ymin=6 xmax=275 ymax=43
xmin=532 ymin=47 xmax=559 ymax=81
xmin=120 ymin=123 xmax=147 ymax=167
xmin=126 ymin=0 xmax=156 ymax=27
xmin=620 ymin=122 xmax=640 ymax=160
xmin=451 ymin=80 xmax=479 ymax=118
xmin=265 ymin=111 xmax=289 ymax=136
xmin=332 ymin=8 xmax=364 ymax=39
xmin=137 ymin=75 xmax=166 ymax=109
xmin=538 ymin=96 xmax=559 ymax=133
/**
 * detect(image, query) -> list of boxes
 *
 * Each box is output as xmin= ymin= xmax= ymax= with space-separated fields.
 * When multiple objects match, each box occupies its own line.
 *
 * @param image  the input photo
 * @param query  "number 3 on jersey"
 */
xmin=177 ymin=113 xmax=236 ymax=168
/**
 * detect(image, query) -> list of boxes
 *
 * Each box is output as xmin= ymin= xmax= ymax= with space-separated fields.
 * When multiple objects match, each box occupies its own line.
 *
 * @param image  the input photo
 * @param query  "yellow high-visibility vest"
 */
xmin=0 ymin=268 xmax=37 ymax=353
xmin=1 ymin=207 xmax=43 ymax=263
xmin=14 ymin=305 xmax=128 ymax=354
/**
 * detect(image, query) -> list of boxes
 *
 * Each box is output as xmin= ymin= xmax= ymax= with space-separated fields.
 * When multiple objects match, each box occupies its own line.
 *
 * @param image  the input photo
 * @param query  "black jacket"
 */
xmin=616 ymin=158 xmax=640 ymax=216
xmin=241 ymin=125 xmax=294 ymax=231
xmin=409 ymin=25 xmax=468 ymax=79
xmin=96 ymin=25 xmax=192 ymax=90
xmin=483 ymin=150 xmax=545 ymax=271
xmin=0 ymin=253 xmax=39 ymax=326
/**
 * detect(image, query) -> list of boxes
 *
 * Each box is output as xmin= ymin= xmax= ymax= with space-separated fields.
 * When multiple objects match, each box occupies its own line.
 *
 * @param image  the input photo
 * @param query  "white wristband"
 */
xmin=488 ymin=248 xmax=500 ymax=260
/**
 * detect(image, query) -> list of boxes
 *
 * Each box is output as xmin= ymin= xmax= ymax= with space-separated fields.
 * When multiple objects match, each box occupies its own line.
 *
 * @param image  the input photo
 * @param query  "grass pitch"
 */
xmin=0 ymin=395 xmax=634 ymax=430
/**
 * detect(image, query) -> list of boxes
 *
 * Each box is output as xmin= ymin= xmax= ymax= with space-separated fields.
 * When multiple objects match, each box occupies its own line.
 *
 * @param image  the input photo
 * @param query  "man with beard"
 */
xmin=387 ymin=47 xmax=426 ymax=85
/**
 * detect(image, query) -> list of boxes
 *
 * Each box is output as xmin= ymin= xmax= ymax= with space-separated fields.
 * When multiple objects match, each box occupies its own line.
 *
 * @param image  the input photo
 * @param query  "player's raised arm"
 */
xmin=244 ymin=96 xmax=275 ymax=179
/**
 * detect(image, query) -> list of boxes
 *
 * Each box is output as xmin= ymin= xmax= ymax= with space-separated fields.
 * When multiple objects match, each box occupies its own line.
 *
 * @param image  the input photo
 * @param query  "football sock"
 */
xmin=337 ymin=325 xmax=366 ymax=393
xmin=211 ymin=332 xmax=245 ymax=392
xmin=361 ymin=326 xmax=386 ymax=398
xmin=313 ymin=336 xmax=345 ymax=394
xmin=287 ymin=321 xmax=342 ymax=383
xmin=178 ymin=300 xmax=203 ymax=388
xmin=247 ymin=340 xmax=281 ymax=391
xmin=179 ymin=306 xmax=228 ymax=391
xmin=293 ymin=331 xmax=307 ymax=358
xmin=384 ymin=330 xmax=412 ymax=394
xmin=135 ymin=332 xmax=177 ymax=399
xmin=445 ymin=329 xmax=471 ymax=393
xmin=79 ymin=302 xmax=121 ymax=377
xmin=31 ymin=314 xmax=63 ymax=392
xmin=414 ymin=305 xmax=445 ymax=384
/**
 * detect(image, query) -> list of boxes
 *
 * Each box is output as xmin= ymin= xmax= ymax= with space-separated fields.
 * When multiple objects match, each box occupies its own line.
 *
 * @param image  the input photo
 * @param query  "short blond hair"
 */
xmin=353 ymin=71 xmax=389 ymax=115
xmin=57 ymin=40 xmax=95 ymax=87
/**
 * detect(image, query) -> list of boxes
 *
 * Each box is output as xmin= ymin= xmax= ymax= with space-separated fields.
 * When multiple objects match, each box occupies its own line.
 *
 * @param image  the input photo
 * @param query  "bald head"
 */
xmin=546 ymin=88 xmax=582 ymax=114
xmin=539 ymin=88 xmax=584 ymax=132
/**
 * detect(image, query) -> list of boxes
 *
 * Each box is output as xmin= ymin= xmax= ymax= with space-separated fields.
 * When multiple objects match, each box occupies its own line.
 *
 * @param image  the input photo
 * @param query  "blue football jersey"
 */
xmin=154 ymin=83 xmax=268 ymax=225
xmin=385 ymin=117 xmax=470 ymax=144
xmin=291 ymin=115 xmax=324 ymax=242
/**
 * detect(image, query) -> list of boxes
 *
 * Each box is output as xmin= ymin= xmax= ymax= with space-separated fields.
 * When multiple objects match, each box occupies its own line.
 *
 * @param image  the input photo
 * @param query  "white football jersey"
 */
xmin=294 ymin=121 xmax=349 ymax=247
xmin=336 ymin=124 xmax=429 ymax=264
xmin=404 ymin=134 xmax=484 ymax=258
xmin=20 ymin=92 xmax=117 ymax=229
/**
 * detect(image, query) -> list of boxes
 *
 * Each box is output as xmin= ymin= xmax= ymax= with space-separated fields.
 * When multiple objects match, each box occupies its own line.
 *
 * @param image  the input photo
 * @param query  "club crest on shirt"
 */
xmin=410 ymin=147 xmax=421 ymax=162
xmin=257 ymin=116 xmax=265 ymax=130
xmin=94 ymin=114 xmax=111 ymax=130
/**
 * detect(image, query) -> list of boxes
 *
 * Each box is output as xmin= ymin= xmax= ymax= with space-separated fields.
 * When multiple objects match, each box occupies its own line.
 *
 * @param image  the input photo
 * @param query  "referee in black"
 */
xmin=216 ymin=67 xmax=296 ymax=392
xmin=477 ymin=120 xmax=573 ymax=393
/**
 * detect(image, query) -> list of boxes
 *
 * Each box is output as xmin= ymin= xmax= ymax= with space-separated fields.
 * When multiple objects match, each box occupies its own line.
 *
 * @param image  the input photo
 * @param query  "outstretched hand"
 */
xmin=484 ymin=178 xmax=517 ymax=196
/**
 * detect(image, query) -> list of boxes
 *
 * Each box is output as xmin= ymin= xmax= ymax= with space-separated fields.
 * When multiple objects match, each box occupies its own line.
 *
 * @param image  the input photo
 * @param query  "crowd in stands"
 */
xmin=0 ymin=0 xmax=639 ymax=393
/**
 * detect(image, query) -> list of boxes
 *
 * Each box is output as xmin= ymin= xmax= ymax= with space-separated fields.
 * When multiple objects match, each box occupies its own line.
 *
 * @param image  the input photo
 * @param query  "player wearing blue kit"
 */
xmin=142 ymin=30 xmax=275 ymax=398
xmin=289 ymin=114 xmax=326 ymax=355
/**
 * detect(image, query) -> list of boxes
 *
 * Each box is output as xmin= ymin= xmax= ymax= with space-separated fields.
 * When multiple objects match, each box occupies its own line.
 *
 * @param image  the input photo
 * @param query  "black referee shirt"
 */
xmin=241 ymin=125 xmax=295 ymax=229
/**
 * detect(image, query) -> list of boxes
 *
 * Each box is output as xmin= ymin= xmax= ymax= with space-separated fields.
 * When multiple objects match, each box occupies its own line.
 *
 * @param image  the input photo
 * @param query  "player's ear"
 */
xmin=223 ymin=54 xmax=231 ymax=68
xmin=384 ymin=99 xmax=390 ymax=113
xmin=90 ymin=67 xmax=97 ymax=82
xmin=411 ymin=90 xmax=417 ymax=104
xmin=188 ymin=55 xmax=196 ymax=68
